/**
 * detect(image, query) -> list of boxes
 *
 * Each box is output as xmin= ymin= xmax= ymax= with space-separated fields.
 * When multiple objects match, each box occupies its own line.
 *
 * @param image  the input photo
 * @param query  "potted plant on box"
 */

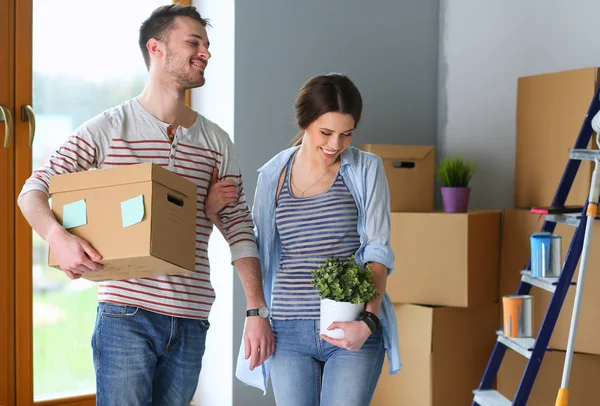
xmin=438 ymin=155 xmax=476 ymax=213
xmin=311 ymin=256 xmax=378 ymax=339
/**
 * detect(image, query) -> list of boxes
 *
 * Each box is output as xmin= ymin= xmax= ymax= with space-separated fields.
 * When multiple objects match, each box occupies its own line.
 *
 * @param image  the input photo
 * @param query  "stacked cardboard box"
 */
xmin=361 ymin=144 xmax=501 ymax=406
xmin=514 ymin=67 xmax=599 ymax=209
xmin=498 ymin=67 xmax=600 ymax=401
xmin=360 ymin=144 xmax=436 ymax=213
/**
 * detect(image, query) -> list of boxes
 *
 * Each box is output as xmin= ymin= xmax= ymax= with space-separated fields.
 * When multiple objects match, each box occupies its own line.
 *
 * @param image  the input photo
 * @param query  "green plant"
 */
xmin=438 ymin=155 xmax=476 ymax=188
xmin=311 ymin=256 xmax=378 ymax=304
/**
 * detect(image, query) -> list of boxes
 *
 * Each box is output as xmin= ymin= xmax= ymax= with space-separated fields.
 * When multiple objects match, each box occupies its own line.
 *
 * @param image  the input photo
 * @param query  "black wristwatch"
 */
xmin=246 ymin=306 xmax=269 ymax=320
xmin=358 ymin=311 xmax=382 ymax=333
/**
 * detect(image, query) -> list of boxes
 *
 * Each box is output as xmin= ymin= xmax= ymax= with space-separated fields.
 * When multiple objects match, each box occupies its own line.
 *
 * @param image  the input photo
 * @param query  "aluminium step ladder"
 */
xmin=471 ymin=85 xmax=600 ymax=406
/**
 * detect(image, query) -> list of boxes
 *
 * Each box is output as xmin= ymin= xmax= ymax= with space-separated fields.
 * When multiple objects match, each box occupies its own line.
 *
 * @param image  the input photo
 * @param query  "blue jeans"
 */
xmin=91 ymin=302 xmax=209 ymax=406
xmin=270 ymin=319 xmax=385 ymax=406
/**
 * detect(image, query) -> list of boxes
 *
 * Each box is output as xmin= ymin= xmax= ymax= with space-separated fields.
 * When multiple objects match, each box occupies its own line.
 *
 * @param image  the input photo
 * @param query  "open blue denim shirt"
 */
xmin=235 ymin=145 xmax=402 ymax=394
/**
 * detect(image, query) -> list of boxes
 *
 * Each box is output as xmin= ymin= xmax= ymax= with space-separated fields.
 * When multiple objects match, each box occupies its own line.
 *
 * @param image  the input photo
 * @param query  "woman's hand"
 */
xmin=320 ymin=320 xmax=372 ymax=351
xmin=204 ymin=168 xmax=238 ymax=218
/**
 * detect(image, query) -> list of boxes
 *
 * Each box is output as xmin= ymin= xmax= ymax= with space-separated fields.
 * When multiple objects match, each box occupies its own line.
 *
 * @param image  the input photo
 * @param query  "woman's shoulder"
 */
xmin=258 ymin=146 xmax=299 ymax=173
xmin=344 ymin=146 xmax=383 ymax=171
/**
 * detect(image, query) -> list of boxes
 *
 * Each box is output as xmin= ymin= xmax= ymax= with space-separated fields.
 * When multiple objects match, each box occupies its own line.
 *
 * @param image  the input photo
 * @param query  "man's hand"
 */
xmin=244 ymin=316 xmax=275 ymax=370
xmin=320 ymin=321 xmax=372 ymax=351
xmin=47 ymin=225 xmax=104 ymax=280
xmin=205 ymin=167 xmax=238 ymax=217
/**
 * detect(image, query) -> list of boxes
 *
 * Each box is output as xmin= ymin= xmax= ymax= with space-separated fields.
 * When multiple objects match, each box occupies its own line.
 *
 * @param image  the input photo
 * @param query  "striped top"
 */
xmin=19 ymin=98 xmax=258 ymax=320
xmin=271 ymin=154 xmax=361 ymax=320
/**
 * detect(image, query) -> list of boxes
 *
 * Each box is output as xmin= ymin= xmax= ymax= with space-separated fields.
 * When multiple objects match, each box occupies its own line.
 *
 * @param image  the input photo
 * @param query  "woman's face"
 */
xmin=302 ymin=112 xmax=355 ymax=164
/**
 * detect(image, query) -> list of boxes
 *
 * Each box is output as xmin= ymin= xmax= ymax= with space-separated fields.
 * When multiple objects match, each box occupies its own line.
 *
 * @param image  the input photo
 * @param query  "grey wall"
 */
xmin=439 ymin=0 xmax=600 ymax=210
xmin=233 ymin=1 xmax=440 ymax=405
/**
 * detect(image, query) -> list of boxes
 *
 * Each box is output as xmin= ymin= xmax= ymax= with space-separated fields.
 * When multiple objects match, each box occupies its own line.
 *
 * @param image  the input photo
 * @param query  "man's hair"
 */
xmin=138 ymin=4 xmax=210 ymax=69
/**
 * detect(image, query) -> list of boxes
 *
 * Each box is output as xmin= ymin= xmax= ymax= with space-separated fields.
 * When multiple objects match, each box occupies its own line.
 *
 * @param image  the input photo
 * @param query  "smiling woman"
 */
xmin=1 ymin=0 xmax=188 ymax=405
xmin=234 ymin=73 xmax=401 ymax=406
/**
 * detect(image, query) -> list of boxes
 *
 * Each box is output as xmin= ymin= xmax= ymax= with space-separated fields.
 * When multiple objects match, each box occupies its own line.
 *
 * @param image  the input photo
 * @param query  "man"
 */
xmin=17 ymin=4 xmax=273 ymax=405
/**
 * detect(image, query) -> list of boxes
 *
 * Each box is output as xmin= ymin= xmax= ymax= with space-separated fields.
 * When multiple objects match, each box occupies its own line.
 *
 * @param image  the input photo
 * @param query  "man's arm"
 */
xmin=18 ymin=191 xmax=103 ymax=280
xmin=18 ymin=190 xmax=63 ymax=243
xmin=233 ymin=257 xmax=274 ymax=371
xmin=211 ymin=134 xmax=274 ymax=370
xmin=205 ymin=168 xmax=236 ymax=236
xmin=18 ymin=125 xmax=107 ymax=279
xmin=208 ymin=198 xmax=273 ymax=371
xmin=234 ymin=257 xmax=266 ymax=310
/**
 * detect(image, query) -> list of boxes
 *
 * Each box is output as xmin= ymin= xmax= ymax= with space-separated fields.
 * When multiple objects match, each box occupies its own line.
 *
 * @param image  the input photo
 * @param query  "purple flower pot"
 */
xmin=441 ymin=187 xmax=471 ymax=213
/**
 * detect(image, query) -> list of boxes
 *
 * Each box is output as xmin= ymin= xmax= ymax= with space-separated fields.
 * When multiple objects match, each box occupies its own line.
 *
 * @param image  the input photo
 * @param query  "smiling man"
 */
xmin=17 ymin=4 xmax=273 ymax=405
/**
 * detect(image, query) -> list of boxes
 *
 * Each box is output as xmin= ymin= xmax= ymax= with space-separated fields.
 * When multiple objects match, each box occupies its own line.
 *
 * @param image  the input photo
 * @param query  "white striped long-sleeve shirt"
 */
xmin=20 ymin=98 xmax=259 ymax=319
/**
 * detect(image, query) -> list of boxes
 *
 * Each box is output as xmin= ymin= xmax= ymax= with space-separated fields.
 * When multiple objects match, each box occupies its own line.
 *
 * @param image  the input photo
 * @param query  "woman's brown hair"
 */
xmin=292 ymin=73 xmax=363 ymax=146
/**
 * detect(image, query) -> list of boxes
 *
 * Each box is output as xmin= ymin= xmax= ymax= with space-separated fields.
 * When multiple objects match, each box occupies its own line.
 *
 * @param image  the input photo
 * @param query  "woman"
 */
xmin=208 ymin=73 xmax=401 ymax=405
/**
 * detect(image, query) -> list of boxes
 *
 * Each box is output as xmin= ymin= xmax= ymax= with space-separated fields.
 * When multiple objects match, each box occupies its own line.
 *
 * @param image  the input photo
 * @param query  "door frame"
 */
xmin=0 ymin=0 xmax=16 ymax=403
xmin=12 ymin=0 xmax=192 ymax=405
xmin=14 ymin=0 xmax=34 ymax=402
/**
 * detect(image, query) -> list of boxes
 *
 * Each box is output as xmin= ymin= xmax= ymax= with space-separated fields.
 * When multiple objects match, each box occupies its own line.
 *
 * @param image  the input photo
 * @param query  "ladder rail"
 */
xmin=513 ymin=213 xmax=588 ymax=406
xmin=472 ymin=82 xmax=600 ymax=406
xmin=472 ymin=217 xmax=588 ymax=406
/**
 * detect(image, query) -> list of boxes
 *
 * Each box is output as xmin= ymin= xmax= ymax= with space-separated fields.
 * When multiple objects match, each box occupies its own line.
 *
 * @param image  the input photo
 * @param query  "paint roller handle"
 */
xmin=587 ymin=155 xmax=600 ymax=211
xmin=557 ymin=157 xmax=600 ymax=401
xmin=555 ymin=388 xmax=568 ymax=406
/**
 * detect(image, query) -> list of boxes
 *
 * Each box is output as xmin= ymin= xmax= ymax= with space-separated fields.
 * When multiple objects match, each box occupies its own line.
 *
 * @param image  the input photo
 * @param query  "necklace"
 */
xmin=290 ymin=154 xmax=334 ymax=197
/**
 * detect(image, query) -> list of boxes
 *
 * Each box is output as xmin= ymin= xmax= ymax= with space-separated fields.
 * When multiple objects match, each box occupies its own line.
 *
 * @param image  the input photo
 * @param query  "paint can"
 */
xmin=530 ymin=232 xmax=562 ymax=278
xmin=503 ymin=295 xmax=533 ymax=338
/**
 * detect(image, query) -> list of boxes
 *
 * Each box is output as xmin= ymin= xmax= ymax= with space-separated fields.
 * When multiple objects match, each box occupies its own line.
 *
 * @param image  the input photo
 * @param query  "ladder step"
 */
xmin=569 ymin=148 xmax=600 ymax=161
xmin=520 ymin=270 xmax=558 ymax=292
xmin=496 ymin=330 xmax=534 ymax=359
xmin=472 ymin=389 xmax=511 ymax=406
xmin=545 ymin=213 xmax=581 ymax=226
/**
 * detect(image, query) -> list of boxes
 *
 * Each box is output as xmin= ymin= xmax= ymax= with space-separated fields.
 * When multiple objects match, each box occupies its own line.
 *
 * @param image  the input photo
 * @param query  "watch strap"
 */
xmin=359 ymin=311 xmax=382 ymax=333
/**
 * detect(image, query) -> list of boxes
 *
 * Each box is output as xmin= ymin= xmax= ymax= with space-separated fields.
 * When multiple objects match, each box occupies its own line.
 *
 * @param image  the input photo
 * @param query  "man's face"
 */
xmin=160 ymin=16 xmax=211 ymax=90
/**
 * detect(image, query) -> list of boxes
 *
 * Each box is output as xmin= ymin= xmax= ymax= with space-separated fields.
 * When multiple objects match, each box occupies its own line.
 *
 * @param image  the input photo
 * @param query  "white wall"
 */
xmin=190 ymin=0 xmax=234 ymax=405
xmin=439 ymin=0 xmax=600 ymax=209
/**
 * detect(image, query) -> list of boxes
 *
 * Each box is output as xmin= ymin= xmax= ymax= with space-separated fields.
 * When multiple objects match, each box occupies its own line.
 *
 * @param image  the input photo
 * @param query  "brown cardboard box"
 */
xmin=359 ymin=144 xmax=435 ymax=212
xmin=498 ymin=349 xmax=600 ymax=405
xmin=48 ymin=163 xmax=197 ymax=281
xmin=372 ymin=303 xmax=498 ymax=406
xmin=499 ymin=209 xmax=600 ymax=354
xmin=515 ymin=67 xmax=599 ymax=209
xmin=533 ymin=279 xmax=600 ymax=356
xmin=499 ymin=209 xmax=547 ymax=298
xmin=387 ymin=211 xmax=501 ymax=307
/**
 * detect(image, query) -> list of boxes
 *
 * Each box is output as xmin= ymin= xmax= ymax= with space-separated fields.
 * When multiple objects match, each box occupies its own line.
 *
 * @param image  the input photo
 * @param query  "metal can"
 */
xmin=503 ymin=295 xmax=533 ymax=338
xmin=530 ymin=232 xmax=562 ymax=278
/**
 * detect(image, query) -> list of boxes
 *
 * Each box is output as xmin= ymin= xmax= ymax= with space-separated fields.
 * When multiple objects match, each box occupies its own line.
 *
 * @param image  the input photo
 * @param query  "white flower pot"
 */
xmin=320 ymin=298 xmax=365 ymax=339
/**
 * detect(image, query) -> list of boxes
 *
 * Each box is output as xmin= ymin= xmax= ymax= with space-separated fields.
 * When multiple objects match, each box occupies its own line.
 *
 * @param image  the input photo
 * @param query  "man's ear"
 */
xmin=146 ymin=38 xmax=164 ymax=60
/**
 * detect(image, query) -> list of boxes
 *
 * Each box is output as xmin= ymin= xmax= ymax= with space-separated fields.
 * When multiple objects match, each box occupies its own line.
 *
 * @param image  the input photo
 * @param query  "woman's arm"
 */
xmin=365 ymin=261 xmax=387 ymax=316
xmin=361 ymin=156 xmax=395 ymax=274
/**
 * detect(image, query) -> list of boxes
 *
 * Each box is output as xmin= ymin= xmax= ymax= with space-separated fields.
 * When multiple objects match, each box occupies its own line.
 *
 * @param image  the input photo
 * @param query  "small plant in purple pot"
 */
xmin=438 ymin=155 xmax=476 ymax=213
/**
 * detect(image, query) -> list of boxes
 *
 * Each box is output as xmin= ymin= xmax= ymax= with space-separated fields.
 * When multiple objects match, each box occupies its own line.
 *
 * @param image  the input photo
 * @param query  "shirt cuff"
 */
xmin=19 ymin=182 xmax=50 ymax=199
xmin=362 ymin=243 xmax=395 ymax=274
xmin=230 ymin=240 xmax=259 ymax=263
